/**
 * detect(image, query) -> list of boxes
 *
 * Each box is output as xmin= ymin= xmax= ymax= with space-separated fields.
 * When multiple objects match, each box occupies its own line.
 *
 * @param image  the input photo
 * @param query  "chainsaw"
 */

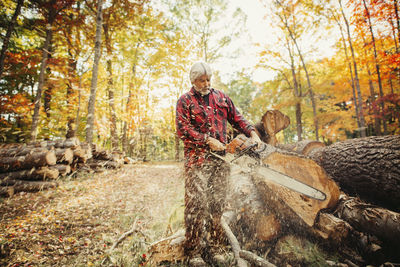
xmin=210 ymin=136 xmax=327 ymax=201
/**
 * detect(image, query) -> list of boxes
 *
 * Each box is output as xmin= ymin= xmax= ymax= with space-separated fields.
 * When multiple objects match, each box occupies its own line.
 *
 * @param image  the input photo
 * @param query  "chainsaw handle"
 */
xmin=254 ymin=143 xmax=267 ymax=154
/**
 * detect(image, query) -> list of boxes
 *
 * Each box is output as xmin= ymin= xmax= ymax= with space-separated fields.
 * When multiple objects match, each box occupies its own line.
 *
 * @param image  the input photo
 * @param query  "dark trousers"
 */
xmin=183 ymin=157 xmax=230 ymax=258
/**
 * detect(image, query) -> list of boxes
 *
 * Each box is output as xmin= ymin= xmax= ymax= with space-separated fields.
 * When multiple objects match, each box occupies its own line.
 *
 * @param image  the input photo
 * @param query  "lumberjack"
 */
xmin=175 ymin=61 xmax=262 ymax=266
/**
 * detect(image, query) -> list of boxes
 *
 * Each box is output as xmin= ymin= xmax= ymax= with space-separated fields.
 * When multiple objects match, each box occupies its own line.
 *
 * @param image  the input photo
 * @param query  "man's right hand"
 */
xmin=206 ymin=136 xmax=226 ymax=151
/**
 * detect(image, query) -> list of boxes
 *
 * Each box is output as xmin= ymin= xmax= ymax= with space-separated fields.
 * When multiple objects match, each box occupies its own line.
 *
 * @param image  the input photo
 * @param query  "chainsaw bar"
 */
xmin=254 ymin=164 xmax=327 ymax=201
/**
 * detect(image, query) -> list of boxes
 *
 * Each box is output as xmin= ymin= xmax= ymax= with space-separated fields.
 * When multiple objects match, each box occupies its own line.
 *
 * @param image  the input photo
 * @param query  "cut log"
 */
xmin=0 ymin=180 xmax=58 ymax=196
xmin=0 ymin=146 xmax=47 ymax=157
xmin=0 ymin=167 xmax=59 ymax=181
xmin=277 ymin=140 xmax=325 ymax=156
xmin=254 ymin=146 xmax=340 ymax=230
xmin=0 ymin=151 xmax=57 ymax=172
xmin=308 ymin=135 xmax=400 ymax=211
xmin=49 ymin=164 xmax=71 ymax=176
xmin=334 ymin=195 xmax=400 ymax=245
xmin=254 ymin=110 xmax=290 ymax=146
xmin=54 ymin=148 xmax=73 ymax=164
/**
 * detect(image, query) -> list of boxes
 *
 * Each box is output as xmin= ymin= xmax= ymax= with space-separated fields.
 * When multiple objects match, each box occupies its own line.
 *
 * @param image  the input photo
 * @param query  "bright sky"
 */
xmin=213 ymin=0 xmax=339 ymax=84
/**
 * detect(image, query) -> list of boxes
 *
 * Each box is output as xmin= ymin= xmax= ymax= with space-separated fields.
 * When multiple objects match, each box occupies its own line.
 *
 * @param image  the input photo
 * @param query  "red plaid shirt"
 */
xmin=176 ymin=87 xmax=254 ymax=168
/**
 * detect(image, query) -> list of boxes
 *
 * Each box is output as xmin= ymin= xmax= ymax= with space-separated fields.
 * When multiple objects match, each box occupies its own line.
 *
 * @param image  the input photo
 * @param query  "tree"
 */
xmin=0 ymin=0 xmax=24 ymax=78
xmin=30 ymin=0 xmax=59 ymax=142
xmin=85 ymin=0 xmax=103 ymax=144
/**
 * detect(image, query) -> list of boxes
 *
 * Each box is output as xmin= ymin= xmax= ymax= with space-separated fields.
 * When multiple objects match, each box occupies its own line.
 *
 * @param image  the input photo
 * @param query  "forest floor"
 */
xmin=0 ymin=162 xmax=185 ymax=267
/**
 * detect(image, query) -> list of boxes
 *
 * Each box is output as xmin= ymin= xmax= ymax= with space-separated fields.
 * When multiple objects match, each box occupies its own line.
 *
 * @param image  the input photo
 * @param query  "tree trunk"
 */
xmin=276 ymin=3 xmax=319 ymax=140
xmin=0 ymin=0 xmax=24 ymax=78
xmin=332 ymin=9 xmax=364 ymax=133
xmin=339 ymin=0 xmax=367 ymax=137
xmin=362 ymin=0 xmax=387 ymax=135
xmin=361 ymin=33 xmax=382 ymax=135
xmin=30 ymin=1 xmax=57 ymax=142
xmin=309 ymin=135 xmax=400 ymax=211
xmin=103 ymin=23 xmax=118 ymax=149
xmin=85 ymin=0 xmax=104 ymax=144
xmin=287 ymin=36 xmax=303 ymax=141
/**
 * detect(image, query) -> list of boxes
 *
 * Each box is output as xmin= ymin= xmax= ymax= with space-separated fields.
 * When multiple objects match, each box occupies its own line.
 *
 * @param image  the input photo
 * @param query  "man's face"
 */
xmin=193 ymin=75 xmax=211 ymax=94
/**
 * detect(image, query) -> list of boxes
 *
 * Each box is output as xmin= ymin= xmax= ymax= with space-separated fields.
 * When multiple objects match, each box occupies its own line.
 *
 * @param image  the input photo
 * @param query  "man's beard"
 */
xmin=194 ymin=85 xmax=210 ymax=96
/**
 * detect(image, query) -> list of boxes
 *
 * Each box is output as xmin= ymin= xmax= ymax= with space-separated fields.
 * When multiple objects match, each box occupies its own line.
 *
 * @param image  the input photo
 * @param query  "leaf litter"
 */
xmin=0 ymin=162 xmax=185 ymax=266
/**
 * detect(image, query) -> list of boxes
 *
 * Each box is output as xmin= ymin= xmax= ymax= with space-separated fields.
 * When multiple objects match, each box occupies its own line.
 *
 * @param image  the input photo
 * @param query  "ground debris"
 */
xmin=0 ymin=163 xmax=184 ymax=266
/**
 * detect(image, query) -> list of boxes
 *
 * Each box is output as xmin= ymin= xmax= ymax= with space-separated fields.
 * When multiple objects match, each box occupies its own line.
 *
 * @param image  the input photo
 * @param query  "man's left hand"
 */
xmin=250 ymin=131 xmax=263 ymax=148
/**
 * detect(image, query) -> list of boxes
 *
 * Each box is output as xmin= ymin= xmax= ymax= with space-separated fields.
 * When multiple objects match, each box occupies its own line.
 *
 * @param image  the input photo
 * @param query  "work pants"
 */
xmin=183 ymin=157 xmax=230 ymax=258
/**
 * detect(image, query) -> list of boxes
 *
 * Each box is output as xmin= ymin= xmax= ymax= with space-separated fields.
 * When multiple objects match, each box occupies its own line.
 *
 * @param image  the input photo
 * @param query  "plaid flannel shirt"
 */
xmin=176 ymin=87 xmax=254 ymax=168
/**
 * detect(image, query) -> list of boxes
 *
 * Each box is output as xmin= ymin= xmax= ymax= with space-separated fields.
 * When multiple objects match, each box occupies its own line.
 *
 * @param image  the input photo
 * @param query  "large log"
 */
xmin=0 ymin=180 xmax=58 ymax=196
xmin=308 ymin=135 xmax=400 ymax=211
xmin=0 ymin=146 xmax=46 ymax=157
xmin=0 ymin=151 xmax=57 ymax=172
xmin=277 ymin=140 xmax=325 ymax=156
xmin=334 ymin=195 xmax=400 ymax=246
xmin=254 ymin=146 xmax=340 ymax=229
xmin=0 ymin=167 xmax=59 ymax=181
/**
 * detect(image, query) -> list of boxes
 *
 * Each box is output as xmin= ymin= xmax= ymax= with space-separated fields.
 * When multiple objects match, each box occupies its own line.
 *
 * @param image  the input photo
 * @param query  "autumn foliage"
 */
xmin=0 ymin=0 xmax=398 ymax=157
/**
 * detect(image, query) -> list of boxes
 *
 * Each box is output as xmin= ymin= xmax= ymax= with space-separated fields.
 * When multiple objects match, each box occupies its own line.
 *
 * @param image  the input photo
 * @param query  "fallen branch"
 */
xmin=239 ymin=250 xmax=277 ymax=267
xmin=221 ymin=212 xmax=248 ymax=267
xmin=111 ymin=218 xmax=139 ymax=250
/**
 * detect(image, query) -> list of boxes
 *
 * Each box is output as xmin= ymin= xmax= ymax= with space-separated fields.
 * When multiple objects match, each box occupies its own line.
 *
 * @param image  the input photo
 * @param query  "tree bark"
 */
xmin=0 ymin=151 xmax=57 ymax=172
xmin=103 ymin=23 xmax=118 ymax=149
xmin=309 ymin=135 xmax=400 ymax=211
xmin=0 ymin=0 xmax=24 ymax=78
xmin=86 ymin=0 xmax=104 ymax=144
xmin=335 ymin=195 xmax=400 ymax=246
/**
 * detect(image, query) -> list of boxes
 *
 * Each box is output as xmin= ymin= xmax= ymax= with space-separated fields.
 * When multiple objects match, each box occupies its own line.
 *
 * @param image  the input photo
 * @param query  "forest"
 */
xmin=0 ymin=0 xmax=398 ymax=160
xmin=1 ymin=0 xmax=400 ymax=266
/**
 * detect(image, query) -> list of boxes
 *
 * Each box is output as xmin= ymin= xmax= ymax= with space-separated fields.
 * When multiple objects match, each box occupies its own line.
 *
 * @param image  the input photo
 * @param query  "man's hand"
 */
xmin=250 ymin=131 xmax=263 ymax=148
xmin=206 ymin=136 xmax=226 ymax=151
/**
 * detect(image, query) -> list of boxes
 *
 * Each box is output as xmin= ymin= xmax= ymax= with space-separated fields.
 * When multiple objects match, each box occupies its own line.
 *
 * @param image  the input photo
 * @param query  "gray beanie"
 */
xmin=189 ymin=62 xmax=212 ymax=83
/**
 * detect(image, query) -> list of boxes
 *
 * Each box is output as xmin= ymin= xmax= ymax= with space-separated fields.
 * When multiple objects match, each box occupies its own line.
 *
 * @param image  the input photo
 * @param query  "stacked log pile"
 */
xmin=150 ymin=110 xmax=400 ymax=266
xmin=0 ymin=138 xmax=124 ymax=196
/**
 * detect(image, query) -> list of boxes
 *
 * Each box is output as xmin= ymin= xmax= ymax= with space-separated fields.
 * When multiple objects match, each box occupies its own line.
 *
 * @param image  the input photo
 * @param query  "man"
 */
xmin=176 ymin=62 xmax=261 ymax=266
